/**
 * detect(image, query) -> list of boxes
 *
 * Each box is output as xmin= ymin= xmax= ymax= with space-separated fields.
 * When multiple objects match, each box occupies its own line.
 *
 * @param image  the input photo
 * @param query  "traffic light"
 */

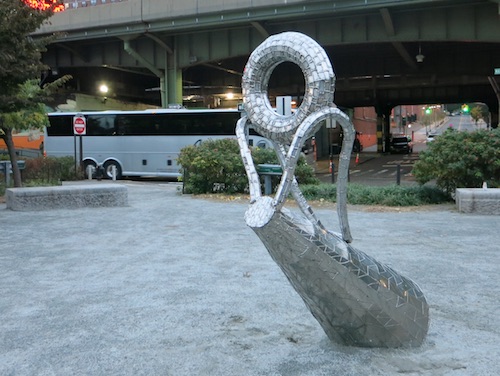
xmin=425 ymin=107 xmax=432 ymax=115
xmin=462 ymin=104 xmax=469 ymax=113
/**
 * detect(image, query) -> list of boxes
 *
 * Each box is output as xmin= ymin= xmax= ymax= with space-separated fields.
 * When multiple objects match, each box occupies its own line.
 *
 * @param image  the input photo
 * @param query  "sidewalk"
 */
xmin=1 ymin=181 xmax=499 ymax=375
xmin=314 ymin=147 xmax=380 ymax=175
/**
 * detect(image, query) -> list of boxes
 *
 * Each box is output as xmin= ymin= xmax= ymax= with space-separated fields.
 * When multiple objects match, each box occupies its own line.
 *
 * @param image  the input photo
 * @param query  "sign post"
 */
xmin=73 ymin=114 xmax=86 ymax=173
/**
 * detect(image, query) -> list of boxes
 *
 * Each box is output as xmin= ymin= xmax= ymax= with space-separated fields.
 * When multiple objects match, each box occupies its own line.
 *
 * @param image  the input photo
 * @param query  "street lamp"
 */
xmin=99 ymin=84 xmax=109 ymax=104
xmin=422 ymin=106 xmax=432 ymax=135
xmin=99 ymin=84 xmax=109 ymax=94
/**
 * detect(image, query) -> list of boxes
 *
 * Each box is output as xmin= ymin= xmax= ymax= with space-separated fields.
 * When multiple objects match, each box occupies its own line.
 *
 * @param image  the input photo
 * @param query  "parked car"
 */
xmin=426 ymin=134 xmax=437 ymax=143
xmin=389 ymin=135 xmax=413 ymax=154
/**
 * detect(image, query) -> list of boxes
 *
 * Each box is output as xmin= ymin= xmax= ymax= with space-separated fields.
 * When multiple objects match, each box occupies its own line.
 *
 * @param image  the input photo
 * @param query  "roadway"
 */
xmin=315 ymin=114 xmax=484 ymax=186
xmin=316 ymin=152 xmax=420 ymax=187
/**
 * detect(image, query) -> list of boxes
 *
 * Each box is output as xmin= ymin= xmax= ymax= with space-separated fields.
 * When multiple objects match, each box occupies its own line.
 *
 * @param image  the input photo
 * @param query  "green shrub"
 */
xmin=0 ymin=156 xmax=80 ymax=194
xmin=413 ymin=128 xmax=500 ymax=194
xmin=251 ymin=146 xmax=320 ymax=185
xmin=178 ymin=138 xmax=246 ymax=194
xmin=300 ymin=183 xmax=451 ymax=206
xmin=300 ymin=183 xmax=337 ymax=201
xmin=23 ymin=157 xmax=82 ymax=184
xmin=23 ymin=156 xmax=81 ymax=184
xmin=178 ymin=138 xmax=318 ymax=194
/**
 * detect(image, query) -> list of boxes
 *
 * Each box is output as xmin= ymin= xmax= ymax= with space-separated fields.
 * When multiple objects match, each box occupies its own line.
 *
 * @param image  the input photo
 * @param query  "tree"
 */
xmin=0 ymin=0 xmax=66 ymax=187
xmin=470 ymin=105 xmax=485 ymax=128
xmin=413 ymin=128 xmax=500 ymax=194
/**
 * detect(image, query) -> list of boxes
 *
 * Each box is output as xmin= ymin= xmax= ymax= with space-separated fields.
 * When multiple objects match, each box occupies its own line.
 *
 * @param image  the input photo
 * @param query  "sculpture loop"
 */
xmin=242 ymin=32 xmax=335 ymax=144
xmin=237 ymin=31 xmax=429 ymax=348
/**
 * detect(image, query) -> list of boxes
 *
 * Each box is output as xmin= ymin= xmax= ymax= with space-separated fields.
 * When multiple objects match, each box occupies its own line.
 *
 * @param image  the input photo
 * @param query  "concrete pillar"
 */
xmin=167 ymin=67 xmax=183 ymax=105
xmin=159 ymin=76 xmax=167 ymax=108
xmin=375 ymin=106 xmax=392 ymax=153
xmin=376 ymin=113 xmax=384 ymax=153
xmin=491 ymin=109 xmax=499 ymax=129
xmin=384 ymin=108 xmax=392 ymax=153
xmin=488 ymin=77 xmax=500 ymax=128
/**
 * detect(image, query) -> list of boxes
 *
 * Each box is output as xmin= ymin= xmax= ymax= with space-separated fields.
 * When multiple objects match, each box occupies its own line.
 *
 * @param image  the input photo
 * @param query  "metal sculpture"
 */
xmin=236 ymin=32 xmax=429 ymax=348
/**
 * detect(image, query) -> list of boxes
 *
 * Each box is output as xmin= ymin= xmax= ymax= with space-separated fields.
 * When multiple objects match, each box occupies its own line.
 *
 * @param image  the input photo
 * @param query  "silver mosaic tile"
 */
xmin=237 ymin=31 xmax=429 ymax=348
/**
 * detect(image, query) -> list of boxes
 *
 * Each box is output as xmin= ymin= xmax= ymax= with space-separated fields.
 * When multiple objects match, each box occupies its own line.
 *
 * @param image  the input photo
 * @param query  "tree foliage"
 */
xmin=0 ymin=0 xmax=59 ymax=109
xmin=0 ymin=0 xmax=66 ymax=187
xmin=413 ymin=128 xmax=500 ymax=194
xmin=470 ymin=106 xmax=483 ymax=126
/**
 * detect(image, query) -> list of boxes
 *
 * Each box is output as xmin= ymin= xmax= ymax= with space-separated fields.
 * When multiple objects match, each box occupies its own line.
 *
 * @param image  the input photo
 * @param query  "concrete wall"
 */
xmin=37 ymin=0 xmax=310 ymax=34
xmin=40 ymin=1 xmax=140 ymax=33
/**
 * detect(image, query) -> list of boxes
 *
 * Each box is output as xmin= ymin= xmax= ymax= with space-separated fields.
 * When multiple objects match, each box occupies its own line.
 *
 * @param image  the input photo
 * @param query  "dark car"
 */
xmin=390 ymin=136 xmax=413 ymax=154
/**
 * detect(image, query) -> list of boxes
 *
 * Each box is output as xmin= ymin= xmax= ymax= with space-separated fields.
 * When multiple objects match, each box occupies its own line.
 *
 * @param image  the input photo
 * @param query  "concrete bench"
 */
xmin=6 ymin=184 xmax=128 ymax=211
xmin=455 ymin=188 xmax=500 ymax=215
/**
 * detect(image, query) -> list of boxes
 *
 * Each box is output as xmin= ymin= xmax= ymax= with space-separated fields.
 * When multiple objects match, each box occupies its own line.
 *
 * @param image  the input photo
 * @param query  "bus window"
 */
xmin=87 ymin=115 xmax=115 ymax=136
xmin=47 ymin=115 xmax=72 ymax=136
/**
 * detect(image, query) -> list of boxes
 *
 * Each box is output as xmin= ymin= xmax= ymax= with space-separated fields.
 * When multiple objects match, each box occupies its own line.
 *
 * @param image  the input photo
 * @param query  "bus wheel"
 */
xmin=83 ymin=160 xmax=97 ymax=179
xmin=103 ymin=161 xmax=122 ymax=180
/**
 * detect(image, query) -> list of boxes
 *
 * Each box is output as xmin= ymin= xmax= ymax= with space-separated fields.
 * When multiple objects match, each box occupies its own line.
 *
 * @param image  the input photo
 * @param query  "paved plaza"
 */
xmin=1 ymin=181 xmax=499 ymax=375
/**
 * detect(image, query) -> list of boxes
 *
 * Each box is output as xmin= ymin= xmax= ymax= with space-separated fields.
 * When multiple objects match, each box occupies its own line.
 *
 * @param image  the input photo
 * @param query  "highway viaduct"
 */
xmin=35 ymin=0 xmax=500 ymax=151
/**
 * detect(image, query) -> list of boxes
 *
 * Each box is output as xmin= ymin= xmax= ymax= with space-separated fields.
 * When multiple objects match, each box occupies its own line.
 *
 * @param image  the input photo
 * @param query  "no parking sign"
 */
xmin=73 ymin=114 xmax=86 ymax=135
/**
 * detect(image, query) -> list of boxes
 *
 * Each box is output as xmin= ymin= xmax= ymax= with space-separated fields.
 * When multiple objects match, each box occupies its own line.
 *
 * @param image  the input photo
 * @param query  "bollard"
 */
xmin=86 ymin=165 xmax=93 ymax=180
xmin=396 ymin=164 xmax=401 ymax=185
xmin=331 ymin=162 xmax=335 ymax=184
xmin=111 ymin=165 xmax=117 ymax=181
xmin=264 ymin=175 xmax=273 ymax=195
xmin=5 ymin=161 xmax=11 ymax=187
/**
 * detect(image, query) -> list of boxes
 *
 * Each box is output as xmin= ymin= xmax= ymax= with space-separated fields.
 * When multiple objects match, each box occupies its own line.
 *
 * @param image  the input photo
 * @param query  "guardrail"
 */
xmin=0 ymin=161 xmax=26 ymax=186
xmin=62 ymin=0 xmax=125 ymax=9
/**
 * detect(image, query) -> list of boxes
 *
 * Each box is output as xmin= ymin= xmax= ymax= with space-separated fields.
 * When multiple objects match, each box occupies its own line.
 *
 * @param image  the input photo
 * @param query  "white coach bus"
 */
xmin=44 ymin=108 xmax=269 ymax=179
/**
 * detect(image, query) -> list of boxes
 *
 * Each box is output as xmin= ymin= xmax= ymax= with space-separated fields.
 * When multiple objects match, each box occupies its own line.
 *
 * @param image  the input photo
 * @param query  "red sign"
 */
xmin=73 ymin=115 xmax=86 ymax=135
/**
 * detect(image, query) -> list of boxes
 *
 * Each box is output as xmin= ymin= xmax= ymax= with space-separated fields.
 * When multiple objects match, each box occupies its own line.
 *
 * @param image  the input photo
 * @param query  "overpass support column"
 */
xmin=488 ymin=77 xmax=500 ymax=128
xmin=123 ymin=39 xmax=168 ymax=106
xmin=488 ymin=104 xmax=499 ymax=129
xmin=165 ymin=36 xmax=182 ymax=106
xmin=376 ymin=112 xmax=384 ymax=153
xmin=167 ymin=65 xmax=182 ymax=105
xmin=123 ymin=36 xmax=183 ymax=108
xmin=384 ymin=108 xmax=392 ymax=152
xmin=375 ymin=106 xmax=392 ymax=153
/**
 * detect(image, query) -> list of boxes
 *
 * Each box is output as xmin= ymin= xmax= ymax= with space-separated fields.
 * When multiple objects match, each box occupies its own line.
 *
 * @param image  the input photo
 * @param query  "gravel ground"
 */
xmin=1 ymin=181 xmax=499 ymax=376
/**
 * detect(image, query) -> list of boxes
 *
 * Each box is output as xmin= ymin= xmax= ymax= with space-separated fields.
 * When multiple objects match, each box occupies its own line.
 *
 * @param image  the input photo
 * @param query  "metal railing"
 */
xmin=62 ymin=0 xmax=126 ymax=9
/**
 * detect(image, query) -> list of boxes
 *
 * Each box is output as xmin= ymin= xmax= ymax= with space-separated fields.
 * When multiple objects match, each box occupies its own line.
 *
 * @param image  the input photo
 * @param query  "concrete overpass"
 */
xmin=36 ymin=0 xmax=500 ymax=149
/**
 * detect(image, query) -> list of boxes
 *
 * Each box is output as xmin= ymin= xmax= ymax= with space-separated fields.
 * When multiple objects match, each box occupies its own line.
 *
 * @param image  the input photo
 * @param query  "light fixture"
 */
xmin=226 ymin=92 xmax=234 ymax=100
xmin=416 ymin=44 xmax=425 ymax=63
xmin=99 ymin=84 xmax=109 ymax=94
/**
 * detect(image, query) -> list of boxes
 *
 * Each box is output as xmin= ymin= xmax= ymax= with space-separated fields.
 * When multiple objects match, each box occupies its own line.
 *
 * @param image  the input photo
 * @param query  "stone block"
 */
xmin=455 ymin=188 xmax=500 ymax=215
xmin=6 ymin=184 xmax=128 ymax=211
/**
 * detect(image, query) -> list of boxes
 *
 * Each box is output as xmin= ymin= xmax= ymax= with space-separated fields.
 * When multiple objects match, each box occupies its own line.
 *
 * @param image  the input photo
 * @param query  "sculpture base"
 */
xmin=247 ymin=201 xmax=429 ymax=348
